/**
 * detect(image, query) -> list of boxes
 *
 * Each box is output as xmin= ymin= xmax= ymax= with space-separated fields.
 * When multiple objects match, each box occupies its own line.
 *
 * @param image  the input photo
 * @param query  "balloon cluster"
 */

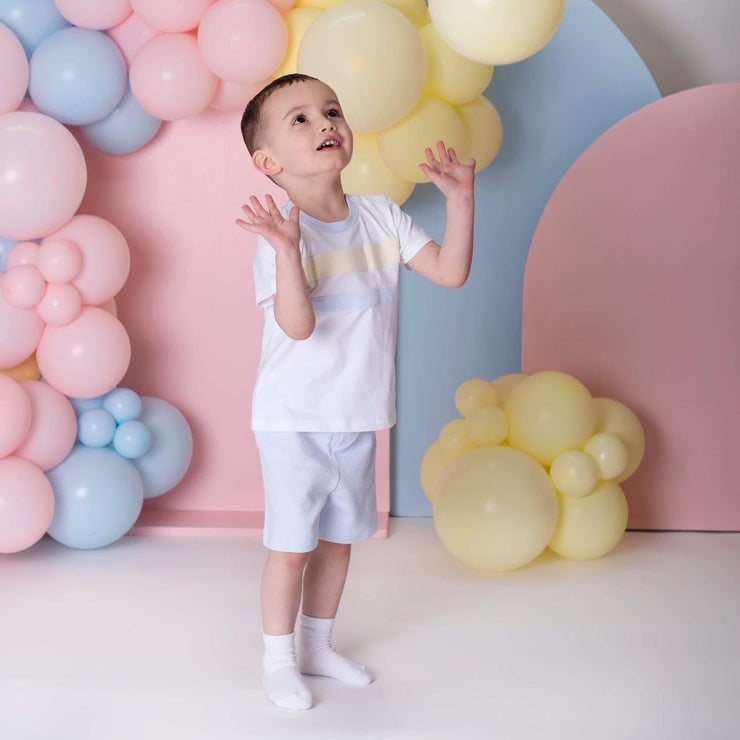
xmin=421 ymin=372 xmax=645 ymax=572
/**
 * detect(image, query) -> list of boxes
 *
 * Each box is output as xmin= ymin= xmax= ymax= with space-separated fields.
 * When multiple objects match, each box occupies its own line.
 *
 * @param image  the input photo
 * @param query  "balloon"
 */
xmin=47 ymin=215 xmax=130 ymax=306
xmin=1 ymin=352 xmax=41 ymax=382
xmin=268 ymin=0 xmax=297 ymax=10
xmin=107 ymin=11 xmax=161 ymax=67
xmin=198 ymin=0 xmax=288 ymax=84
xmin=1 ymin=265 xmax=45 ymax=309
xmin=0 ymin=278 xmax=44 ymax=369
xmin=504 ymin=371 xmax=596 ymax=465
xmin=133 ymin=397 xmax=193 ymax=498
xmin=209 ymin=79 xmax=265 ymax=113
xmin=428 ymin=0 xmax=565 ymax=65
xmin=298 ymin=0 xmax=426 ymax=133
xmin=433 ymin=446 xmax=558 ymax=572
xmin=53 ymin=0 xmax=132 ymax=31
xmin=79 ymin=86 xmax=162 ymax=156
xmin=454 ymin=379 xmax=498 ymax=418
xmin=420 ymin=439 xmax=458 ymax=503
xmin=36 ymin=282 xmax=82 ymax=325
xmin=490 ymin=373 xmax=528 ymax=405
xmin=0 ymin=456 xmax=54 ymax=554
xmin=113 ymin=420 xmax=152 ymax=459
xmin=584 ymin=433 xmax=629 ymax=481
xmin=130 ymin=0 xmax=214 ymax=32
xmin=341 ymin=133 xmax=415 ymax=205
xmin=0 ymin=23 xmax=28 ymax=115
xmin=0 ymin=0 xmax=69 ymax=57
xmin=438 ymin=419 xmax=476 ymax=457
xmin=0 ymin=111 xmax=87 ymax=241
xmin=379 ymin=0 xmax=429 ymax=28
xmin=36 ymin=238 xmax=83 ymax=283
xmin=29 ymin=28 xmax=127 ymax=125
xmin=592 ymin=398 xmax=645 ymax=483
xmin=456 ymin=96 xmax=503 ymax=173
xmin=103 ymin=388 xmax=142 ymax=423
xmin=129 ymin=33 xmax=218 ymax=121
xmin=77 ymin=408 xmax=116 ymax=447
xmin=377 ymin=96 xmax=469 ymax=183
xmin=13 ymin=380 xmax=77 ymax=470
xmin=548 ymin=481 xmax=629 ymax=560
xmin=69 ymin=396 xmax=105 ymax=415
xmin=549 ymin=450 xmax=599 ymax=498
xmin=6 ymin=242 xmax=40 ymax=268
xmin=466 ymin=406 xmax=508 ymax=446
xmin=36 ymin=307 xmax=131 ymax=399
xmin=0 ymin=374 xmax=32 ymax=457
xmin=271 ymin=7 xmax=320 ymax=79
xmin=46 ymin=445 xmax=144 ymax=549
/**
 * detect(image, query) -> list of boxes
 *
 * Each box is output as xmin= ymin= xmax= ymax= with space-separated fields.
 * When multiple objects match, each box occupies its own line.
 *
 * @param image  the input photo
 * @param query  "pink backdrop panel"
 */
xmin=522 ymin=83 xmax=740 ymax=531
xmin=78 ymin=110 xmax=390 ymax=536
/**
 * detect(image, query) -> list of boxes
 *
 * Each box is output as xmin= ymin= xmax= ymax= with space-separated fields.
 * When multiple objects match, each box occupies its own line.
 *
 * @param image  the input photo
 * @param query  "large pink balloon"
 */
xmin=14 ymin=380 xmax=77 ymax=471
xmin=0 ymin=112 xmax=87 ymax=241
xmin=54 ymin=0 xmax=132 ymax=30
xmin=36 ymin=307 xmax=131 ymax=399
xmin=130 ymin=0 xmax=214 ymax=33
xmin=0 ymin=23 xmax=28 ymax=115
xmin=0 ymin=456 xmax=55 ymax=554
xmin=45 ymin=215 xmax=131 ymax=305
xmin=0 ymin=374 xmax=32 ymax=457
xmin=107 ymin=12 xmax=161 ymax=67
xmin=209 ymin=78 xmax=265 ymax=112
xmin=198 ymin=0 xmax=288 ymax=84
xmin=130 ymin=33 xmax=218 ymax=121
xmin=0 ymin=279 xmax=44 ymax=369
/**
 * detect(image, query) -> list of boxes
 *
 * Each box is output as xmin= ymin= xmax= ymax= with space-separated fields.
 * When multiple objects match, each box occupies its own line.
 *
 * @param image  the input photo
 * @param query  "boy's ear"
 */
xmin=252 ymin=149 xmax=283 ymax=177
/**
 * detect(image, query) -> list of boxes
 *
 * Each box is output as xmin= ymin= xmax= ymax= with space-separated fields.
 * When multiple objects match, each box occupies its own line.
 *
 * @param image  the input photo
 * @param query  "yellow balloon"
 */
xmin=454 ymin=378 xmax=498 ymax=418
xmin=377 ymin=95 xmax=469 ymax=183
xmin=420 ymin=439 xmax=459 ymax=503
xmin=592 ymin=398 xmax=645 ymax=482
xmin=490 ymin=373 xmax=527 ymax=405
xmin=341 ymin=133 xmax=415 ymax=204
xmin=380 ymin=0 xmax=430 ymax=28
xmin=297 ymin=0 xmax=426 ymax=133
xmin=455 ymin=96 xmax=502 ymax=173
xmin=420 ymin=23 xmax=493 ymax=105
xmin=438 ymin=418 xmax=477 ymax=457
xmin=272 ymin=7 xmax=321 ymax=79
xmin=584 ymin=433 xmax=629 ymax=480
xmin=1 ymin=353 xmax=41 ymax=381
xmin=549 ymin=450 xmax=599 ymax=498
xmin=466 ymin=406 xmax=508 ymax=446
xmin=548 ymin=481 xmax=629 ymax=560
xmin=428 ymin=0 xmax=565 ymax=65
xmin=504 ymin=372 xmax=596 ymax=466
xmin=433 ymin=446 xmax=558 ymax=572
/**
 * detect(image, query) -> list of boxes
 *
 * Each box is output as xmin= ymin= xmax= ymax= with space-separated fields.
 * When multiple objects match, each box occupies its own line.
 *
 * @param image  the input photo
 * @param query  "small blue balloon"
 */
xmin=29 ymin=27 xmax=127 ymax=125
xmin=69 ymin=395 xmax=105 ymax=415
xmin=133 ymin=398 xmax=193 ymax=499
xmin=103 ymin=388 xmax=142 ymax=423
xmin=77 ymin=409 xmax=116 ymax=448
xmin=80 ymin=86 xmax=162 ymax=156
xmin=0 ymin=238 xmax=17 ymax=272
xmin=0 ymin=0 xmax=70 ymax=57
xmin=113 ymin=421 xmax=152 ymax=459
xmin=46 ymin=445 xmax=144 ymax=549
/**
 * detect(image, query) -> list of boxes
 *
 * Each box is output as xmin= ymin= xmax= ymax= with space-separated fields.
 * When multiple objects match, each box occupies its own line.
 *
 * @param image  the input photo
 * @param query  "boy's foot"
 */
xmin=263 ymin=665 xmax=313 ymax=710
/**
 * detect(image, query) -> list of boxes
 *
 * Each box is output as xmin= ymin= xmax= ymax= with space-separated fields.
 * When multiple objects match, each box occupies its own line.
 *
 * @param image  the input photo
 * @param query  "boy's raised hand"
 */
xmin=418 ymin=140 xmax=475 ymax=200
xmin=236 ymin=194 xmax=300 ymax=254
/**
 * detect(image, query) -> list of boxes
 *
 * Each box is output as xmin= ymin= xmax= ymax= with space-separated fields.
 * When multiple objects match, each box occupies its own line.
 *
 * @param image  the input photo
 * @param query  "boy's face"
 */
xmin=254 ymin=80 xmax=353 ymax=181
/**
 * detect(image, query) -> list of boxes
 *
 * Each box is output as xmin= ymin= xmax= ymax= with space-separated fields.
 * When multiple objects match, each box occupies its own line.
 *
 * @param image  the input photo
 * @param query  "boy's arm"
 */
xmin=406 ymin=142 xmax=475 ymax=289
xmin=237 ymin=195 xmax=315 ymax=340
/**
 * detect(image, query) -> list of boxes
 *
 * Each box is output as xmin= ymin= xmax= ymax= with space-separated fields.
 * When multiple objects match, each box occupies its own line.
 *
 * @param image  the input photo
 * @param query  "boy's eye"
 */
xmin=293 ymin=114 xmax=306 ymax=124
xmin=327 ymin=109 xmax=341 ymax=118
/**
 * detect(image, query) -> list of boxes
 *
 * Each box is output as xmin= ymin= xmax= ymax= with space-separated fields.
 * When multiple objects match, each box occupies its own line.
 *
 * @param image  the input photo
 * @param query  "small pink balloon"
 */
xmin=0 ymin=456 xmax=55 ymax=554
xmin=54 ymin=0 xmax=132 ymax=30
xmin=209 ymin=78 xmax=265 ymax=112
xmin=36 ymin=306 xmax=131 ymax=399
xmin=48 ymin=215 xmax=130 ymax=305
xmin=108 ymin=12 xmax=162 ymax=67
xmin=14 ymin=380 xmax=77 ymax=470
xmin=268 ymin=0 xmax=297 ymax=11
xmin=37 ymin=238 xmax=83 ymax=283
xmin=6 ymin=242 xmax=40 ymax=268
xmin=36 ymin=283 xmax=82 ymax=326
xmin=130 ymin=0 xmax=214 ymax=33
xmin=0 ymin=23 xmax=28 ymax=115
xmin=198 ymin=0 xmax=288 ymax=84
xmin=0 ymin=278 xmax=44 ymax=369
xmin=130 ymin=33 xmax=218 ymax=121
xmin=0 ymin=374 xmax=32 ymax=457
xmin=2 ymin=265 xmax=46 ymax=309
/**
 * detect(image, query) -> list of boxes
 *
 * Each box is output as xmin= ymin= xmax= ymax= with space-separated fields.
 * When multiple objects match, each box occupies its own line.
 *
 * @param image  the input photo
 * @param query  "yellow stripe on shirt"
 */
xmin=302 ymin=239 xmax=400 ymax=284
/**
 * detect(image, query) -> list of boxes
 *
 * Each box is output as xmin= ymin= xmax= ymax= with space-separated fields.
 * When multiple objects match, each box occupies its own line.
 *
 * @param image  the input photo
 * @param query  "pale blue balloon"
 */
xmin=113 ymin=421 xmax=152 ymax=460
xmin=103 ymin=387 xmax=142 ymax=423
xmin=0 ymin=0 xmax=69 ymax=57
xmin=29 ymin=27 xmax=127 ymax=125
xmin=46 ymin=445 xmax=144 ymax=549
xmin=0 ymin=238 xmax=17 ymax=272
xmin=77 ymin=409 xmax=116 ymax=448
xmin=133 ymin=398 xmax=193 ymax=499
xmin=80 ymin=87 xmax=162 ymax=156
xmin=69 ymin=395 xmax=105 ymax=415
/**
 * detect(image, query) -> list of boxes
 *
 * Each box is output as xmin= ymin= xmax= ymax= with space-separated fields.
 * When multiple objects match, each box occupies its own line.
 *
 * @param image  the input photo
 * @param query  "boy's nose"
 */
xmin=321 ymin=119 xmax=336 ymax=132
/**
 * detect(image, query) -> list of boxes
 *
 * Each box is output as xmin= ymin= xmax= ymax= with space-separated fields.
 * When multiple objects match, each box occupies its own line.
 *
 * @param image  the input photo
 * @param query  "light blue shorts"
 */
xmin=254 ymin=431 xmax=378 ymax=553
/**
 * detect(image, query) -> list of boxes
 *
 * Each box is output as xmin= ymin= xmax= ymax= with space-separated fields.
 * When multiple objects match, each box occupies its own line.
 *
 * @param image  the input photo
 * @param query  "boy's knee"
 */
xmin=268 ymin=549 xmax=313 ymax=570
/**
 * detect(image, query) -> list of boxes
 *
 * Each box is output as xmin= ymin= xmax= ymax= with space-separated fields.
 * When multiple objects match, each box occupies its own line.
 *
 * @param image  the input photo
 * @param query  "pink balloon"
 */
xmin=0 ymin=23 xmax=28 ymax=115
xmin=6 ymin=242 xmax=40 ymax=268
xmin=130 ymin=33 xmax=218 ymax=121
xmin=2 ymin=265 xmax=45 ymax=309
xmin=0 ymin=456 xmax=54 ymax=554
xmin=130 ymin=0 xmax=215 ymax=32
xmin=47 ymin=215 xmax=130 ymax=305
xmin=209 ymin=78 xmax=265 ymax=112
xmin=37 ymin=238 xmax=83 ymax=283
xmin=54 ymin=0 xmax=132 ymax=30
xmin=36 ymin=306 xmax=131 ymax=399
xmin=0 ymin=374 xmax=32 ymax=457
xmin=0 ymin=112 xmax=87 ymax=241
xmin=107 ymin=12 xmax=162 ymax=67
xmin=268 ymin=0 xmax=297 ymax=11
xmin=36 ymin=283 xmax=82 ymax=326
xmin=198 ymin=0 xmax=288 ymax=83
xmin=14 ymin=380 xmax=77 ymax=470
xmin=0 ymin=277 xmax=44 ymax=369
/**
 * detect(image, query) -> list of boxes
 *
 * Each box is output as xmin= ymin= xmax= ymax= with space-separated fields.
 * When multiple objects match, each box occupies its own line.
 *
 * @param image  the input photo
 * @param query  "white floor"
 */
xmin=2 ymin=519 xmax=739 ymax=740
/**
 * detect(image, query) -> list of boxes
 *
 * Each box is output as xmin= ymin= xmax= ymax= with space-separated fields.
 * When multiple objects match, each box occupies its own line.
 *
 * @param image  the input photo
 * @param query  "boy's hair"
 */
xmin=240 ymin=73 xmax=320 ymax=155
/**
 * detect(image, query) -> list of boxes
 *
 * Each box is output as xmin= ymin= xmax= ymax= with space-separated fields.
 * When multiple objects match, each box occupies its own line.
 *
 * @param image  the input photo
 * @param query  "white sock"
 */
xmin=297 ymin=615 xmax=373 ymax=686
xmin=262 ymin=632 xmax=313 ymax=710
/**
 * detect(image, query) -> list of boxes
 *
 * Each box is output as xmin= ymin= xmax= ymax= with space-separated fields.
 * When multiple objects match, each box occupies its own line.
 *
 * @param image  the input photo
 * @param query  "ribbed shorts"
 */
xmin=254 ymin=430 xmax=378 ymax=553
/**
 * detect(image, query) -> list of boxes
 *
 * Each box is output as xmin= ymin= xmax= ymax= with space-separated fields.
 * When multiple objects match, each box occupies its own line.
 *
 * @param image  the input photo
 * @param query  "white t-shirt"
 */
xmin=251 ymin=194 xmax=432 ymax=432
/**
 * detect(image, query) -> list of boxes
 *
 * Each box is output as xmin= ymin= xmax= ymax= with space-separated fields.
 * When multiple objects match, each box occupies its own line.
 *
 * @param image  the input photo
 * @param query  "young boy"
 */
xmin=237 ymin=74 xmax=475 ymax=710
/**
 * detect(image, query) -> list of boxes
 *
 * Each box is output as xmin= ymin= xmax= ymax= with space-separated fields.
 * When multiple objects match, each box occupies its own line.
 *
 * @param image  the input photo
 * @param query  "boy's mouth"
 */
xmin=317 ymin=138 xmax=341 ymax=151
